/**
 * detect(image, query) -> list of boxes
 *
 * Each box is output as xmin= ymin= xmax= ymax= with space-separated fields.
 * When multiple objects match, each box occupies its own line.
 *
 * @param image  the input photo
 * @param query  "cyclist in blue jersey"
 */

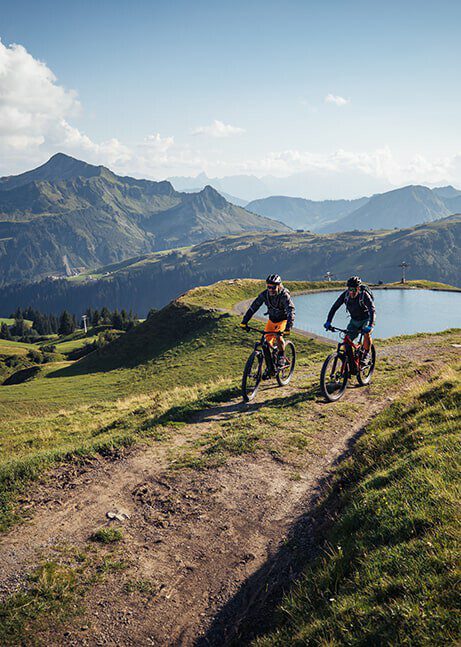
xmin=324 ymin=276 xmax=375 ymax=361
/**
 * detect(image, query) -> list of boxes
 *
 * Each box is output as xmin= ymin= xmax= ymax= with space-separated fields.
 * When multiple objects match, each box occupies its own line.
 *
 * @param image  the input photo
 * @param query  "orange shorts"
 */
xmin=264 ymin=319 xmax=287 ymax=345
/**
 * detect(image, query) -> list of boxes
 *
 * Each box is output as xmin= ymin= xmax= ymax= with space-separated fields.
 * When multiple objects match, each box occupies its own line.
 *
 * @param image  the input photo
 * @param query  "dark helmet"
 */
xmin=266 ymin=274 xmax=282 ymax=285
xmin=347 ymin=276 xmax=362 ymax=288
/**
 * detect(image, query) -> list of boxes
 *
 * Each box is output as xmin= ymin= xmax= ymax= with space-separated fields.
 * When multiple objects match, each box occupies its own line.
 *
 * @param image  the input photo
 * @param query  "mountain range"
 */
xmin=1 ymin=215 xmax=459 ymax=316
xmin=245 ymin=195 xmax=369 ymax=231
xmin=168 ymin=168 xmax=392 ymax=202
xmin=0 ymin=154 xmax=289 ymax=286
xmin=245 ymin=185 xmax=461 ymax=232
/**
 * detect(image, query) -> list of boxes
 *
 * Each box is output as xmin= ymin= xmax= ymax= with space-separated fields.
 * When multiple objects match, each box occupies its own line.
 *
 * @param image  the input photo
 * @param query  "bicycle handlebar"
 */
xmin=327 ymin=325 xmax=348 ymax=334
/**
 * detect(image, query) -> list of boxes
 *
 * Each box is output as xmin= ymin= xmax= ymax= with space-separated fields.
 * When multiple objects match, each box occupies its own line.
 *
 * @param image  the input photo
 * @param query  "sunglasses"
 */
xmin=267 ymin=284 xmax=278 ymax=289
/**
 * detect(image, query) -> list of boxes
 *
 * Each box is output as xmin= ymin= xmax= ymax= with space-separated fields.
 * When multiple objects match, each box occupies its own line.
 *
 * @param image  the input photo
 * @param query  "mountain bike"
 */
xmin=320 ymin=325 xmax=376 ymax=402
xmin=241 ymin=326 xmax=296 ymax=402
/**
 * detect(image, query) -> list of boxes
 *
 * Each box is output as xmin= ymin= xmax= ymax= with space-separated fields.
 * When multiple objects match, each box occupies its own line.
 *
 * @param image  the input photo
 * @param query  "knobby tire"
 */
xmin=320 ymin=352 xmax=349 ymax=402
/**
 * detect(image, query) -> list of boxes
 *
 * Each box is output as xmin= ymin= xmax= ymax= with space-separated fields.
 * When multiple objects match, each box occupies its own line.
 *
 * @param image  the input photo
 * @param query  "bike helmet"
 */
xmin=347 ymin=276 xmax=362 ymax=288
xmin=266 ymin=274 xmax=282 ymax=285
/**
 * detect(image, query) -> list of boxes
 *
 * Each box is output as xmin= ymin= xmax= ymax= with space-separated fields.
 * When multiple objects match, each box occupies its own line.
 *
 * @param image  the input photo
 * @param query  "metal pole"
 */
xmin=399 ymin=261 xmax=409 ymax=284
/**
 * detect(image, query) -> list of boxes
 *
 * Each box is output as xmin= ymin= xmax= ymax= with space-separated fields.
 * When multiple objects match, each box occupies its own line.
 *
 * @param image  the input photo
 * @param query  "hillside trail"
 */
xmin=0 ymin=332 xmax=459 ymax=646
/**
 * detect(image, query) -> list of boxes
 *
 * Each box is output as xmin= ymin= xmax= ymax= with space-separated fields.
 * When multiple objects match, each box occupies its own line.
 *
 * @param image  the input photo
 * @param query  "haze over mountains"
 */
xmin=168 ymin=168 xmax=393 ymax=202
xmin=0 ymin=154 xmax=289 ymax=286
xmin=245 ymin=185 xmax=461 ymax=232
xmin=245 ymin=196 xmax=369 ymax=231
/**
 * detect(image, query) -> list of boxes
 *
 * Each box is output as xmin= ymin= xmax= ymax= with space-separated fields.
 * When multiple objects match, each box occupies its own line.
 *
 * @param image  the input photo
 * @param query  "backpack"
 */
xmin=345 ymin=285 xmax=374 ymax=308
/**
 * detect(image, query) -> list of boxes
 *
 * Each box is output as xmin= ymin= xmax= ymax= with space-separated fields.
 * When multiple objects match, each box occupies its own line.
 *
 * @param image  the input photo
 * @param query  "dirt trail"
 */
xmin=0 ymin=334 xmax=459 ymax=646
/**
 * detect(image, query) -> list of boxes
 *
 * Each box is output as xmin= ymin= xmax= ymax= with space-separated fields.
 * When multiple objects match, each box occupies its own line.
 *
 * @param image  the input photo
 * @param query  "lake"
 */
xmin=292 ymin=289 xmax=461 ymax=339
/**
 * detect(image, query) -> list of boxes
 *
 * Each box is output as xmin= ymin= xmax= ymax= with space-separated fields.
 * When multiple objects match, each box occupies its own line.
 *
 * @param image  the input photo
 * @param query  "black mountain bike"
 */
xmin=320 ymin=325 xmax=376 ymax=402
xmin=241 ymin=326 xmax=296 ymax=402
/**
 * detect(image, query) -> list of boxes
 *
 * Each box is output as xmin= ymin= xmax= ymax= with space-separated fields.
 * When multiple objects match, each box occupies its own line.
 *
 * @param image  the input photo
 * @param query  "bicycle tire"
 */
xmin=357 ymin=345 xmax=376 ymax=386
xmin=276 ymin=341 xmax=296 ymax=386
xmin=242 ymin=350 xmax=263 ymax=402
xmin=320 ymin=352 xmax=349 ymax=402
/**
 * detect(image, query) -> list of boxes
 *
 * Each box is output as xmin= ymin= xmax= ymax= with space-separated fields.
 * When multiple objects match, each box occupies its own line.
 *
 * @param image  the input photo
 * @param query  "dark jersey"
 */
xmin=242 ymin=286 xmax=295 ymax=329
xmin=327 ymin=288 xmax=376 ymax=325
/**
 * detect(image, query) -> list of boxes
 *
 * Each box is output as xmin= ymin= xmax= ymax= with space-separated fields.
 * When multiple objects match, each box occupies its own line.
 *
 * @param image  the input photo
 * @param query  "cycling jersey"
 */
xmin=242 ymin=286 xmax=295 ymax=329
xmin=327 ymin=288 xmax=376 ymax=326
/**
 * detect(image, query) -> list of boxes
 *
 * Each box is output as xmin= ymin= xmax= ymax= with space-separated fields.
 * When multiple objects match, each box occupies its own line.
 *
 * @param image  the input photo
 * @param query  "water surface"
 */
xmin=292 ymin=289 xmax=461 ymax=338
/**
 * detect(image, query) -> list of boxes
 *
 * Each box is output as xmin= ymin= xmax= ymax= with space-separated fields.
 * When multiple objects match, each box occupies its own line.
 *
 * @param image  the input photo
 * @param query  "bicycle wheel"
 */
xmin=320 ymin=352 xmax=349 ymax=402
xmin=276 ymin=341 xmax=296 ymax=386
xmin=357 ymin=345 xmax=376 ymax=386
xmin=242 ymin=350 xmax=263 ymax=402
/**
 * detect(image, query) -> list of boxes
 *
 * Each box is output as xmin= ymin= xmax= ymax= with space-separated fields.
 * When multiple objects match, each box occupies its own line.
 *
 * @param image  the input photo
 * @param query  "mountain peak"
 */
xmin=39 ymin=153 xmax=108 ymax=178
xmin=199 ymin=184 xmax=228 ymax=207
xmin=0 ymin=152 xmax=110 ymax=191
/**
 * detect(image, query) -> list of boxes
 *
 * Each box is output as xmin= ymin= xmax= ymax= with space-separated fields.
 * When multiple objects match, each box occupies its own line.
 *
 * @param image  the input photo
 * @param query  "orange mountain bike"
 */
xmin=320 ymin=325 xmax=376 ymax=402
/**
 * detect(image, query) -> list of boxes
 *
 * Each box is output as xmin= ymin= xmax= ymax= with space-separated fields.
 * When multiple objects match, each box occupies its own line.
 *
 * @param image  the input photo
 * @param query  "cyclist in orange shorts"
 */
xmin=240 ymin=274 xmax=295 ymax=367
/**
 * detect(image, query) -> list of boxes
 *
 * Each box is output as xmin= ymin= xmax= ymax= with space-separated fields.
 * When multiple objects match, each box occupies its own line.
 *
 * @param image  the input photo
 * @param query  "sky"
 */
xmin=1 ymin=0 xmax=461 ymax=198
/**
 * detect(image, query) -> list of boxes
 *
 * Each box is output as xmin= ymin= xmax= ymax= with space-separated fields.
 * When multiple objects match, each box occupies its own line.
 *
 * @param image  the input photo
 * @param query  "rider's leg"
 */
xmin=276 ymin=336 xmax=286 ymax=354
xmin=363 ymin=332 xmax=371 ymax=352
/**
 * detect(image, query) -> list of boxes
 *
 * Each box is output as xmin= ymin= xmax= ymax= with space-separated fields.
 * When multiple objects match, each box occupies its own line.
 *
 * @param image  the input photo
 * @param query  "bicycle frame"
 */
xmin=244 ymin=326 xmax=285 ymax=377
xmin=329 ymin=326 xmax=364 ymax=375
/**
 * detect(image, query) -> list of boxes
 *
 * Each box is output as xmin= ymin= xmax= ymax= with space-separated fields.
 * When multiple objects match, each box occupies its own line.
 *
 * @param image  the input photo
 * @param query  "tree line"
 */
xmin=0 ymin=306 xmax=139 ymax=342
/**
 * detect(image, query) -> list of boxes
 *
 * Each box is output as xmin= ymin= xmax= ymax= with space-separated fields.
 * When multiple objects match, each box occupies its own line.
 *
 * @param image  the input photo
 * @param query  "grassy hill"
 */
xmin=0 ymin=215 xmax=458 ymax=316
xmin=252 ymin=365 xmax=461 ymax=645
xmin=0 ymin=278 xmax=459 ymax=644
xmin=0 ymin=154 xmax=289 ymax=286
xmin=0 ymin=280 xmax=330 ymax=531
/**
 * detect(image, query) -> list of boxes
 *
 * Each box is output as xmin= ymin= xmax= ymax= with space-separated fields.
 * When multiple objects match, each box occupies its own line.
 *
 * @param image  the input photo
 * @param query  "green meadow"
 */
xmin=254 ymin=364 xmax=461 ymax=646
xmin=0 ymin=278 xmax=459 ymax=645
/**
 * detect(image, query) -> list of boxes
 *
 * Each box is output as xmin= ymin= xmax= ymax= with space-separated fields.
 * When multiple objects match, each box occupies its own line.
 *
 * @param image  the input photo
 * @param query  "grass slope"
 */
xmin=0 ymin=283 xmax=328 ymax=531
xmin=254 ymin=366 xmax=461 ymax=646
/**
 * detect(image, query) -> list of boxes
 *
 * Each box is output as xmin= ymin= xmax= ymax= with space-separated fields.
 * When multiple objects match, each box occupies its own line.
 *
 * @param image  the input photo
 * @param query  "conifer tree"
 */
xmin=58 ymin=310 xmax=75 ymax=335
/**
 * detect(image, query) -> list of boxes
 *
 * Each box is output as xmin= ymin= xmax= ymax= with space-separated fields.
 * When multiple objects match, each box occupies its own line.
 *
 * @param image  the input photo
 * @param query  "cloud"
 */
xmin=192 ymin=119 xmax=245 ymax=138
xmin=324 ymin=93 xmax=350 ymax=106
xmin=233 ymin=146 xmax=461 ymax=189
xmin=0 ymin=40 xmax=130 ymax=172
xmin=2 ymin=40 xmax=461 ymax=194
xmin=139 ymin=133 xmax=175 ymax=153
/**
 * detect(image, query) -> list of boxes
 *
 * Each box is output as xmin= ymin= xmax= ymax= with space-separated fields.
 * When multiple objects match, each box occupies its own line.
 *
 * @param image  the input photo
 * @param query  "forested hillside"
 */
xmin=0 ymin=215 xmax=459 ymax=315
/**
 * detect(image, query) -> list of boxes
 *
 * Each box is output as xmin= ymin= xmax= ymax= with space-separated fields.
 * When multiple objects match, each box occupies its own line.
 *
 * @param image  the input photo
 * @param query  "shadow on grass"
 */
xmin=183 ymin=383 xmax=322 ymax=425
xmin=194 ymin=421 xmax=368 ymax=647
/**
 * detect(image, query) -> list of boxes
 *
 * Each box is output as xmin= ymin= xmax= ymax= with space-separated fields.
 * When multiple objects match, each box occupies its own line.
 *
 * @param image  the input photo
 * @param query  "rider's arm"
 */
xmin=241 ymin=291 xmax=266 ymax=325
xmin=327 ymin=291 xmax=346 ymax=323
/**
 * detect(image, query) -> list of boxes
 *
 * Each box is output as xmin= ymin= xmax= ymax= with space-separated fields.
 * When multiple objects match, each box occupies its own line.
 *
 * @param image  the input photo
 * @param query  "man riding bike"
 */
xmin=240 ymin=274 xmax=295 ymax=367
xmin=323 ymin=276 xmax=375 ymax=362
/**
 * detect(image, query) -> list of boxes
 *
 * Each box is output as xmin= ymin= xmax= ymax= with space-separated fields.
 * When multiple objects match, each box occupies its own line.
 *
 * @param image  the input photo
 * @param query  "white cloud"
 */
xmin=192 ymin=119 xmax=245 ymax=138
xmin=2 ymin=40 xmax=461 ymax=195
xmin=324 ymin=93 xmax=350 ymax=106
xmin=0 ymin=40 xmax=130 ymax=172
xmin=139 ymin=133 xmax=175 ymax=153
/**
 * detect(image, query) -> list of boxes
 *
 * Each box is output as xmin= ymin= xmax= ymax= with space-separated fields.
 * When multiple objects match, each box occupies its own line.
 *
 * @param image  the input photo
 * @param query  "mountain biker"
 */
xmin=240 ymin=274 xmax=295 ymax=367
xmin=323 ymin=276 xmax=375 ymax=361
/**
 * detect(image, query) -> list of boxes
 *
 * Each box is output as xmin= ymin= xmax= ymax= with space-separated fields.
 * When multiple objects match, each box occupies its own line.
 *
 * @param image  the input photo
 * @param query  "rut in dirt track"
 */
xmin=0 ymin=334 xmax=458 ymax=646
